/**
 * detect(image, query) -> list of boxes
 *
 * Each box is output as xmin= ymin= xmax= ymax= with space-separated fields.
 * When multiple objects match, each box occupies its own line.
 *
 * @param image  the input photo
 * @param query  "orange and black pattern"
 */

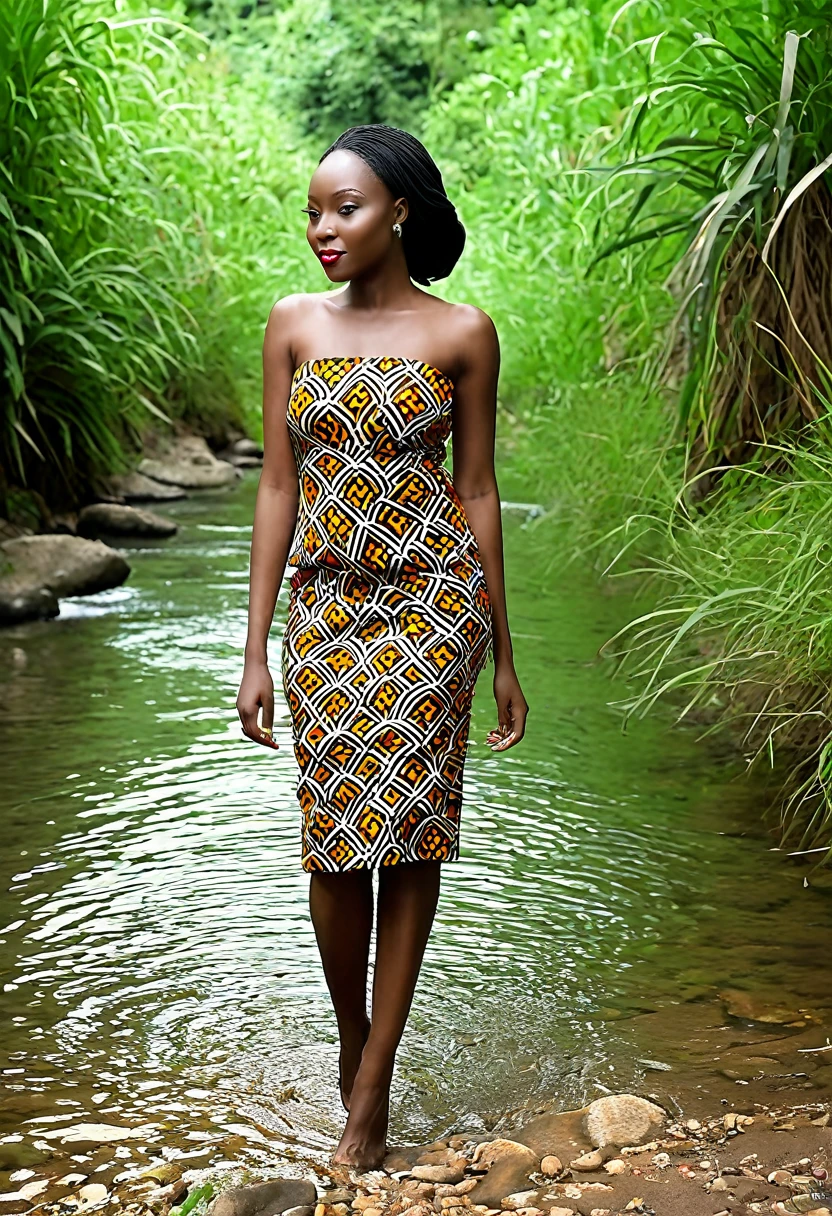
xmin=281 ymin=356 xmax=493 ymax=871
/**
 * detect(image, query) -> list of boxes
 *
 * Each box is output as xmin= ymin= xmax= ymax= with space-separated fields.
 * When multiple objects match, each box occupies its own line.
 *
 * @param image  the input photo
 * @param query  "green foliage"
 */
xmin=202 ymin=0 xmax=497 ymax=149
xmin=590 ymin=3 xmax=832 ymax=480
xmin=597 ymin=427 xmax=832 ymax=862
xmin=419 ymin=0 xmax=832 ymax=862
xmin=0 ymin=0 xmax=191 ymax=503
xmin=263 ymin=0 xmax=437 ymax=141
xmin=0 ymin=0 xmax=313 ymax=508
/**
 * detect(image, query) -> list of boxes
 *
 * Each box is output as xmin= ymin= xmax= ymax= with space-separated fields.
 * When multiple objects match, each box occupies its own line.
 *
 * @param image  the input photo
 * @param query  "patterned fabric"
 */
xmin=281 ymin=355 xmax=493 ymax=871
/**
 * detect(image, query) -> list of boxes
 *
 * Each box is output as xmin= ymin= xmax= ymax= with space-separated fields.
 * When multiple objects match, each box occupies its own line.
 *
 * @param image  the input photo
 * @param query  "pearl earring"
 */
xmin=393 ymin=222 xmax=402 ymax=238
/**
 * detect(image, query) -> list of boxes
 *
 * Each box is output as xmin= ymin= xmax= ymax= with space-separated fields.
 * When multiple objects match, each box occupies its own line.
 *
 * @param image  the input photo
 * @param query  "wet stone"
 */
xmin=209 ymin=1178 xmax=317 ymax=1216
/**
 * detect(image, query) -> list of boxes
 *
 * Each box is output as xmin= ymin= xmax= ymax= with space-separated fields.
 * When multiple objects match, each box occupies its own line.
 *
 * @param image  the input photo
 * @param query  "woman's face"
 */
xmin=304 ymin=149 xmax=407 ymax=282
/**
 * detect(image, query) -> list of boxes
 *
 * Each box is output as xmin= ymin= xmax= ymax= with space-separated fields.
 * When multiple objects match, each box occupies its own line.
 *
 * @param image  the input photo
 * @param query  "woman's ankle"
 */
xmin=352 ymin=1042 xmax=395 ymax=1089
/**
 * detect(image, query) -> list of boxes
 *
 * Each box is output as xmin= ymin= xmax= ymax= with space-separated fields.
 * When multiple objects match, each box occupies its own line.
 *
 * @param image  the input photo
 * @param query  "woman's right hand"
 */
xmin=237 ymin=660 xmax=280 ymax=750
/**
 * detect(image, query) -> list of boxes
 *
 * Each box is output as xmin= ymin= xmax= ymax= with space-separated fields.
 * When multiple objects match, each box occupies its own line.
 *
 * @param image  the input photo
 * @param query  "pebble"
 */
xmin=139 ymin=1162 xmax=182 ymax=1185
xmin=571 ymin=1150 xmax=604 ymax=1172
xmin=499 ymin=1193 xmax=537 ymax=1209
xmin=411 ymin=1167 xmax=465 ymax=1185
xmin=417 ymin=1151 xmax=456 ymax=1168
xmin=539 ymin=1157 xmax=561 ymax=1178
xmin=584 ymin=1094 xmax=665 ymax=1149
xmin=471 ymin=1143 xmax=537 ymax=1171
xmin=64 ymin=1182 xmax=109 ymax=1207
xmin=603 ymin=1159 xmax=626 ymax=1175
xmin=562 ymin=1183 xmax=614 ymax=1197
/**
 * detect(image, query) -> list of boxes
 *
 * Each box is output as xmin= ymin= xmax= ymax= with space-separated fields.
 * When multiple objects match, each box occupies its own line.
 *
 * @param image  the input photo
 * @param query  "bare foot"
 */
xmin=338 ymin=1015 xmax=371 ymax=1112
xmin=331 ymin=1061 xmax=391 ymax=1170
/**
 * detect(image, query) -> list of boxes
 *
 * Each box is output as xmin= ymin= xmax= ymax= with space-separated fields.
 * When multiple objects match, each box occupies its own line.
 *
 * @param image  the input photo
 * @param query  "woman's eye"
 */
xmin=339 ymin=205 xmax=357 ymax=215
xmin=301 ymin=208 xmax=318 ymax=219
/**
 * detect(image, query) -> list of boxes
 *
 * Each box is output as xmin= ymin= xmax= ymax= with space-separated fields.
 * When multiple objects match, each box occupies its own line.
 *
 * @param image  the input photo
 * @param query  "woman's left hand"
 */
xmin=487 ymin=662 xmax=528 ymax=751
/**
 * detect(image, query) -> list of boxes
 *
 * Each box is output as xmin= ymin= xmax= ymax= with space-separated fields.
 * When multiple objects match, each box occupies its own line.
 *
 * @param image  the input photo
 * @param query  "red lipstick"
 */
xmin=319 ymin=250 xmax=345 ymax=267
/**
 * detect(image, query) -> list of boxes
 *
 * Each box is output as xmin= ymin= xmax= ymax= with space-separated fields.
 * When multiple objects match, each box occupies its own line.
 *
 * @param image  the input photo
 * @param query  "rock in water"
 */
xmin=77 ymin=503 xmax=177 ymax=540
xmin=107 ymin=471 xmax=187 ymax=502
xmin=231 ymin=438 xmax=263 ymax=458
xmin=467 ymin=1141 xmax=540 ymax=1210
xmin=209 ymin=1179 xmax=317 ymax=1216
xmin=583 ymin=1095 xmax=666 ymax=1149
xmin=0 ymin=535 xmax=129 ymax=623
xmin=571 ymin=1150 xmax=605 ymax=1172
xmin=472 ymin=1141 xmax=539 ymax=1171
xmin=0 ymin=583 xmax=58 ymax=625
xmin=410 ymin=1164 xmax=465 ymax=1184
xmin=218 ymin=437 xmax=264 ymax=468
xmin=139 ymin=436 xmax=239 ymax=490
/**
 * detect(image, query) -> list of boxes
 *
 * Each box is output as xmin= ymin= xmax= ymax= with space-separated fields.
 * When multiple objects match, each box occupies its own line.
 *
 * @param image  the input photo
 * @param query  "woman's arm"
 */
xmin=236 ymin=297 xmax=302 ymax=750
xmin=450 ymin=307 xmax=529 ymax=751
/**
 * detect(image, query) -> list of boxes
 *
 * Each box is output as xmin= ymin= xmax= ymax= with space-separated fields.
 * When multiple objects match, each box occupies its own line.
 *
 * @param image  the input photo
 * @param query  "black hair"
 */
xmin=318 ymin=123 xmax=465 ymax=286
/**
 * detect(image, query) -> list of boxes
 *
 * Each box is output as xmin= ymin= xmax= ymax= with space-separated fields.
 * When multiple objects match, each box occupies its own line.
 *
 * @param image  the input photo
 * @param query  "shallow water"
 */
xmin=2 ymin=473 xmax=832 ymax=1177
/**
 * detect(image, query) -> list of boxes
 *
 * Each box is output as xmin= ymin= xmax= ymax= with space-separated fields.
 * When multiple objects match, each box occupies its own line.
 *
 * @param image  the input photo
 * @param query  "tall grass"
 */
xmin=0 ymin=0 xmax=193 ymax=506
xmin=592 ymin=7 xmax=832 ymax=490
xmin=598 ymin=429 xmax=832 ymax=863
xmin=0 ymin=0 xmax=313 ymax=514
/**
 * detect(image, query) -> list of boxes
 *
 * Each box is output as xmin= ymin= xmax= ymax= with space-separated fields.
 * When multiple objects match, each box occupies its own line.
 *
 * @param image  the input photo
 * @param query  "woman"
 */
xmin=236 ymin=124 xmax=528 ymax=1171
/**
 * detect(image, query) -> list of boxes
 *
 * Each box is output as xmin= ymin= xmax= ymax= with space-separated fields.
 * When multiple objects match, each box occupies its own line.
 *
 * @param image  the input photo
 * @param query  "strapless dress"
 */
xmin=281 ymin=355 xmax=493 ymax=870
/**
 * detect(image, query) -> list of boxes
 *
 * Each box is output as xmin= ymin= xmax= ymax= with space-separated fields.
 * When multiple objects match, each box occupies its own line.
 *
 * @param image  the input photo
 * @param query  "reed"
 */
xmin=591 ymin=6 xmax=832 ymax=493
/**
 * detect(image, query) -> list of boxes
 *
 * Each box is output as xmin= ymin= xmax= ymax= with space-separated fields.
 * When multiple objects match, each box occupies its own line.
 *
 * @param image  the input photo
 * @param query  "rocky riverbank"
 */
xmin=3 ymin=1092 xmax=831 ymax=1216
xmin=0 ymin=433 xmax=262 ymax=626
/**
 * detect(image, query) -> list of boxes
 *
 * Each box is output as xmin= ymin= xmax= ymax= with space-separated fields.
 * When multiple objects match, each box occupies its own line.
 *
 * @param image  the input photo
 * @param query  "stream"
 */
xmin=2 ymin=470 xmax=832 ymax=1180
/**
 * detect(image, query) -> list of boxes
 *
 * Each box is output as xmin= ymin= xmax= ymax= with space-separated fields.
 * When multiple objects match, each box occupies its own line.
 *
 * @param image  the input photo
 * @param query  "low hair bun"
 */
xmin=319 ymin=123 xmax=465 ymax=285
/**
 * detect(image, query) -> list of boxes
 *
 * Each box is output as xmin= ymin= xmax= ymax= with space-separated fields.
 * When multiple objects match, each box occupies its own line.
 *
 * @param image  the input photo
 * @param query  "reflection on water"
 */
xmin=2 ymin=474 xmax=832 ymax=1173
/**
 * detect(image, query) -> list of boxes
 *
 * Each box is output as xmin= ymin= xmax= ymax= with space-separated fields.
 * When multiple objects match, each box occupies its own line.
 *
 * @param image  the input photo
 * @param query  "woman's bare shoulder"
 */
xmin=434 ymin=299 xmax=499 ymax=372
xmin=267 ymin=291 xmax=331 ymax=327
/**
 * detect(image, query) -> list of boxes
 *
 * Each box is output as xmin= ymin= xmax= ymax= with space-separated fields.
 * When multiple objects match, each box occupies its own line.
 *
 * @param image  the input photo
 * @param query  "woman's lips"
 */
xmin=319 ymin=250 xmax=345 ymax=266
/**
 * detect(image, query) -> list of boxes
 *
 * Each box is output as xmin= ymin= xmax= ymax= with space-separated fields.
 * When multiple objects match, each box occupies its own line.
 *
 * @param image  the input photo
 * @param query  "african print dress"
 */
xmin=281 ymin=355 xmax=493 ymax=872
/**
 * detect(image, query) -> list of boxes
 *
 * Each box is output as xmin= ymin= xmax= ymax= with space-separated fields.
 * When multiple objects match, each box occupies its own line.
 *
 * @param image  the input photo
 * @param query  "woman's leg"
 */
xmin=309 ymin=870 xmax=374 ymax=1109
xmin=332 ymin=859 xmax=441 ymax=1168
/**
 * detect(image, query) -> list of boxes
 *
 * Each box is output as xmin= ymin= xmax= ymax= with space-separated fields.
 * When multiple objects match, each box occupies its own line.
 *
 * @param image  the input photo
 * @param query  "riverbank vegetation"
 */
xmin=3 ymin=0 xmax=832 ymax=862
